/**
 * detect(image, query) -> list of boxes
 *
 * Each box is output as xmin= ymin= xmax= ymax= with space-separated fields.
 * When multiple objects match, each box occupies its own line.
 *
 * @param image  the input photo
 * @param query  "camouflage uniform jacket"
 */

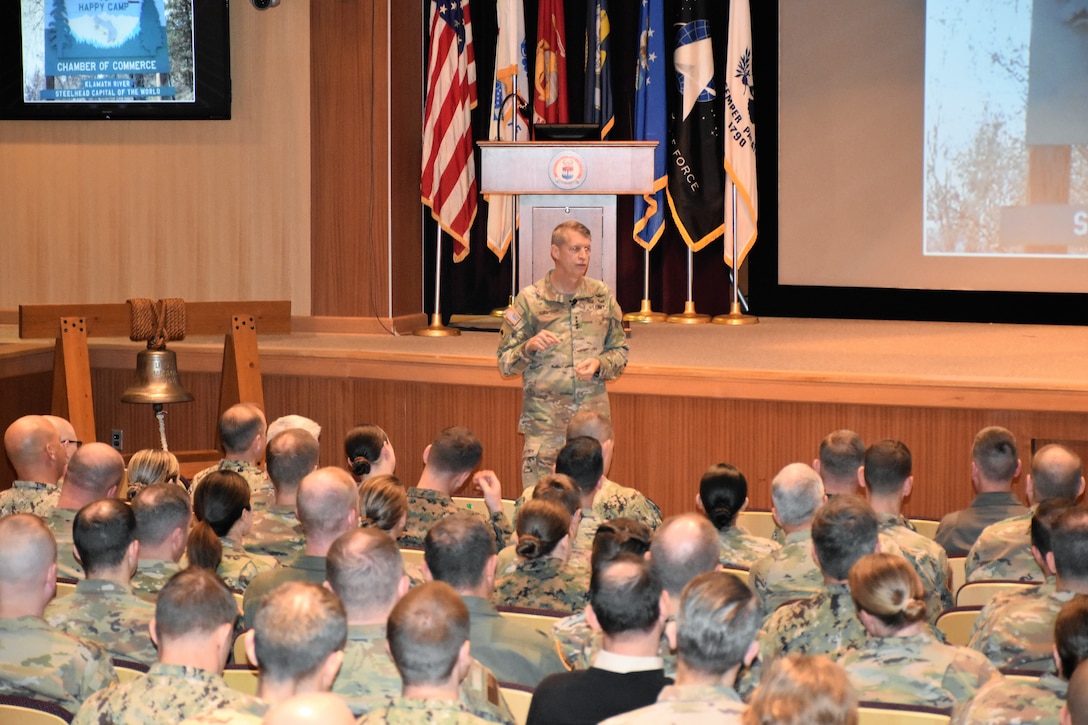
xmin=215 ymin=536 xmax=278 ymax=591
xmin=332 ymin=623 xmax=514 ymax=723
xmin=750 ymin=529 xmax=822 ymax=613
xmin=492 ymin=556 xmax=589 ymax=615
xmin=716 ymin=525 xmax=780 ymax=569
xmin=179 ymin=701 xmax=269 ymax=725
xmin=515 ymin=478 xmax=663 ymax=533
xmin=73 ymin=663 xmax=259 ymax=725
xmin=192 ymin=459 xmax=275 ymax=510
xmin=967 ymin=583 xmax=1073 ymax=670
xmin=497 ymin=272 xmax=628 ymax=488
xmin=550 ymin=611 xmax=676 ymax=677
xmin=965 ymin=511 xmax=1043 ymax=583
xmin=462 ymin=595 xmax=567 ymax=688
xmin=44 ymin=579 xmax=158 ymax=666
xmin=359 ymin=697 xmax=500 ymax=725
xmin=399 ymin=487 xmax=512 ymax=551
xmin=935 ymin=492 xmax=1029 ymax=557
xmin=130 ymin=559 xmax=182 ymax=601
xmin=838 ymin=632 xmax=1001 ymax=711
xmin=0 ymin=615 xmax=118 ymax=714
xmin=242 ymin=553 xmax=326 ymax=628
xmin=244 ymin=504 xmax=304 ymax=563
xmin=598 ymin=684 xmax=745 ymax=725
xmin=0 ymin=480 xmax=60 ymax=517
xmin=951 ymin=670 xmax=1066 ymax=725
xmin=878 ymin=513 xmax=954 ymax=617
xmin=44 ymin=507 xmax=83 ymax=580
xmin=758 ymin=582 xmax=870 ymax=665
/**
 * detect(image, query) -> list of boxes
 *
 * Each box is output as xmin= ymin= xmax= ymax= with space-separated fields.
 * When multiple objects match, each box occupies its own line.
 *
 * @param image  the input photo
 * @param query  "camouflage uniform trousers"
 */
xmin=44 ymin=507 xmax=83 ymax=580
xmin=332 ymin=623 xmax=514 ymax=723
xmin=879 ymin=514 xmax=955 ymax=617
xmin=716 ymin=525 xmax=780 ymax=569
xmin=44 ymin=579 xmax=158 ymax=666
xmin=0 ymin=480 xmax=59 ymax=517
xmin=399 ymin=488 xmax=512 ymax=551
xmin=951 ymin=670 xmax=1067 ymax=725
xmin=359 ymin=696 xmax=499 ymax=725
xmin=551 ymin=611 xmax=676 ymax=677
xmin=0 ymin=615 xmax=118 ymax=714
xmin=492 ymin=556 xmax=589 ymax=615
xmin=598 ymin=684 xmax=746 ymax=725
xmin=966 ymin=511 xmax=1043 ymax=583
xmin=244 ymin=505 xmax=305 ymax=564
xmin=967 ymin=584 xmax=1074 ymax=670
xmin=750 ymin=529 xmax=823 ymax=614
xmin=496 ymin=272 xmax=629 ymax=490
xmin=73 ymin=663 xmax=259 ymax=725
xmin=216 ymin=537 xmax=278 ymax=592
xmin=838 ymin=632 xmax=1001 ymax=710
xmin=192 ymin=460 xmax=275 ymax=510
xmin=130 ymin=558 xmax=182 ymax=601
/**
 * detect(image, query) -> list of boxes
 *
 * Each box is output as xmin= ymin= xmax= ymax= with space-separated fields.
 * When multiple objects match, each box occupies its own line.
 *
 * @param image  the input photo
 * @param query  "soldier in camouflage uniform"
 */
xmin=695 ymin=462 xmax=780 ymax=569
xmin=967 ymin=444 xmax=1084 ymax=582
xmin=497 ymin=220 xmax=629 ymax=489
xmin=131 ymin=483 xmax=191 ymax=601
xmin=0 ymin=513 xmax=118 ymax=713
xmin=45 ymin=499 xmax=158 ymax=666
xmin=327 ymin=528 xmax=514 ymax=723
xmin=73 ymin=568 xmax=257 ymax=725
xmin=244 ymin=428 xmax=315 ymax=563
xmin=1 ymin=414 xmax=68 ymax=517
xmin=191 ymin=403 xmax=275 ymax=509
xmin=399 ymin=428 xmax=512 ymax=550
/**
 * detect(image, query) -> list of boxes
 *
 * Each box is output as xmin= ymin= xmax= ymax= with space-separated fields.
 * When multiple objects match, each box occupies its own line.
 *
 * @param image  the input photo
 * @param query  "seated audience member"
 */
xmin=73 ymin=568 xmax=257 ymax=725
xmin=1064 ymin=662 xmax=1088 ymax=725
xmin=527 ymin=554 xmax=671 ymax=725
xmin=742 ymin=654 xmax=858 ymax=725
xmin=424 ymin=513 xmax=567 ymax=687
xmin=600 ymin=570 xmax=762 ymax=724
xmin=0 ymin=414 xmax=67 ymax=516
xmin=552 ymin=436 xmax=612 ymax=553
xmin=187 ymin=470 xmax=278 ymax=591
xmin=45 ymin=499 xmax=158 ymax=665
xmin=345 ymin=424 xmax=397 ymax=485
xmin=399 ymin=426 xmax=511 ymax=550
xmin=358 ymin=474 xmax=409 ymax=541
xmin=124 ymin=448 xmax=183 ymax=500
xmin=953 ymin=595 xmax=1088 ymax=725
xmin=968 ymin=503 xmax=1088 ymax=670
xmin=266 ymin=414 xmax=322 ymax=443
xmin=0 ymin=514 xmax=117 ymax=712
xmin=191 ymin=403 xmax=274 ymax=507
xmin=263 ymin=693 xmax=356 ymax=725
xmin=130 ymin=483 xmax=191 ymax=600
xmin=243 ymin=467 xmax=360 ymax=628
xmin=838 ymin=553 xmax=1000 ymax=710
xmin=814 ymin=429 xmax=866 ymax=498
xmin=696 ymin=462 xmax=779 ymax=568
xmin=936 ymin=426 xmax=1027 ymax=556
xmin=357 ymin=582 xmax=496 ymax=725
xmin=860 ymin=439 xmax=954 ymax=616
xmin=750 ymin=463 xmax=826 ymax=612
xmin=326 ymin=528 xmax=512 ymax=722
xmin=967 ymin=444 xmax=1084 ymax=582
xmin=497 ymin=473 xmax=584 ymax=574
xmin=49 ymin=441 xmax=126 ymax=579
xmin=492 ymin=498 xmax=586 ymax=614
xmin=246 ymin=428 xmax=319 ymax=563
xmin=182 ymin=581 xmax=347 ymax=724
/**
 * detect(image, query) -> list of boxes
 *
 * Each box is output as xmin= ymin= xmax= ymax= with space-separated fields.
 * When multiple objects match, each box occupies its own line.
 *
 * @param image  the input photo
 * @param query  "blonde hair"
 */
xmin=744 ymin=654 xmax=858 ymax=725
xmin=358 ymin=474 xmax=407 ymax=534
xmin=124 ymin=449 xmax=181 ymax=500
xmin=848 ymin=552 xmax=927 ymax=630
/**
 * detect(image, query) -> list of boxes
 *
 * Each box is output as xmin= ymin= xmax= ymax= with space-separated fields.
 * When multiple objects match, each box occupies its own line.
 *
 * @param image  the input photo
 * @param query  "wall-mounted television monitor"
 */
xmin=0 ymin=0 xmax=231 ymax=121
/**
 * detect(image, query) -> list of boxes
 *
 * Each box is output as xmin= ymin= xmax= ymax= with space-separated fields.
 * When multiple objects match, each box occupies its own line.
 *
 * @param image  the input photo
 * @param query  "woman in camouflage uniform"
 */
xmin=187 ymin=470 xmax=277 ymax=591
xmin=698 ymin=463 xmax=780 ymax=569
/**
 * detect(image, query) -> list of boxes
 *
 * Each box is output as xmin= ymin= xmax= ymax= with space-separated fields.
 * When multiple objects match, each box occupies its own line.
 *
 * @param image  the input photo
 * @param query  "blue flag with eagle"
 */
xmin=633 ymin=0 xmax=667 ymax=251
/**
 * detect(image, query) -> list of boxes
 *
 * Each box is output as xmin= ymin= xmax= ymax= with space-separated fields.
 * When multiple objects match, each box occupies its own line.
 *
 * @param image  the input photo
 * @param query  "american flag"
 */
xmin=421 ymin=0 xmax=478 ymax=262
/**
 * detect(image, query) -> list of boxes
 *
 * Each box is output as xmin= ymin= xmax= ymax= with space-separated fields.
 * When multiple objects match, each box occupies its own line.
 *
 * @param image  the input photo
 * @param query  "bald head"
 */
xmin=1031 ymin=445 xmax=1085 ymax=504
xmin=0 ymin=514 xmax=57 ymax=616
xmin=62 ymin=443 xmax=124 ymax=506
xmin=297 ymin=467 xmax=360 ymax=549
xmin=4 ymin=415 xmax=65 ymax=483
xmin=772 ymin=463 xmax=826 ymax=529
xmin=220 ymin=403 xmax=267 ymax=459
xmin=262 ymin=693 xmax=356 ymax=725
xmin=649 ymin=513 xmax=720 ymax=597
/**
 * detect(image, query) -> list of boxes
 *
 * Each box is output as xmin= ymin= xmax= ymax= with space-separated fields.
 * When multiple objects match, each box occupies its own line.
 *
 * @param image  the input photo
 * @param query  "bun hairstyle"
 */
xmin=699 ymin=463 xmax=748 ymax=530
xmin=187 ymin=470 xmax=251 ymax=572
xmin=515 ymin=498 xmax=571 ymax=561
xmin=345 ymin=424 xmax=389 ymax=479
xmin=848 ymin=552 xmax=927 ymax=630
xmin=359 ymin=474 xmax=407 ymax=533
xmin=125 ymin=448 xmax=182 ymax=500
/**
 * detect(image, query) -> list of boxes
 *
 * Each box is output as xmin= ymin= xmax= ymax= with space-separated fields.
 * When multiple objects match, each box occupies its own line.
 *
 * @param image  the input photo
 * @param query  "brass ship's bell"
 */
xmin=121 ymin=348 xmax=194 ymax=404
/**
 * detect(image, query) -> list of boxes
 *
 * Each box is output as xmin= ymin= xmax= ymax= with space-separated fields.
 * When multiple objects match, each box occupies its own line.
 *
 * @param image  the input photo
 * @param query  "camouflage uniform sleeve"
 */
xmin=488 ymin=510 xmax=514 ymax=550
xmin=497 ymin=292 xmax=537 ymax=378
xmin=594 ymin=295 xmax=628 ymax=382
xmin=964 ymin=536 xmax=983 ymax=577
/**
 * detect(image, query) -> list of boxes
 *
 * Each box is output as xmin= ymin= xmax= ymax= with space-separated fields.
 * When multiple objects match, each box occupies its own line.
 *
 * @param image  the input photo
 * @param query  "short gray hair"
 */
xmin=771 ymin=463 xmax=825 ymax=528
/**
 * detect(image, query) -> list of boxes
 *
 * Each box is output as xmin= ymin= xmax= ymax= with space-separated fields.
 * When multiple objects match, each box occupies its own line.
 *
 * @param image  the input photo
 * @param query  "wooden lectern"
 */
xmin=478 ymin=142 xmax=656 ymax=292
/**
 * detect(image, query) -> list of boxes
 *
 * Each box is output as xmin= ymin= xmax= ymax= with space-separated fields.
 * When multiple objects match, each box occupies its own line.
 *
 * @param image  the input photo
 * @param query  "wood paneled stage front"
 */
xmin=2 ymin=317 xmax=1086 ymax=521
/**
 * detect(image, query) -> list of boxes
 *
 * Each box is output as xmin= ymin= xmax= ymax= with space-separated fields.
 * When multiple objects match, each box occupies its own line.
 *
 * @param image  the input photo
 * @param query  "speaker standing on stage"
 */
xmin=497 ymin=220 xmax=629 ymax=489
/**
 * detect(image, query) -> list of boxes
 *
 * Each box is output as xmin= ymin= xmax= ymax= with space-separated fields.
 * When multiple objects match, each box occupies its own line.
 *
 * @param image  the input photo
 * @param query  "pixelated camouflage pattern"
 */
xmin=951 ymin=670 xmax=1067 ymax=725
xmin=192 ymin=460 xmax=275 ymax=510
xmin=758 ymin=582 xmax=871 ymax=665
xmin=130 ymin=559 xmax=182 ymax=602
xmin=492 ymin=557 xmax=589 ymax=615
xmin=497 ymin=272 xmax=628 ymax=489
xmin=243 ymin=505 xmax=304 ymax=563
xmin=72 ymin=663 xmax=259 ymax=725
xmin=215 ymin=537 xmax=278 ymax=591
xmin=716 ymin=525 xmax=780 ymax=569
xmin=359 ymin=697 xmax=499 ymax=725
xmin=967 ymin=584 xmax=1073 ymax=670
xmin=550 ymin=611 xmax=676 ymax=677
xmin=879 ymin=513 xmax=955 ymax=618
xmin=0 ymin=615 xmax=118 ymax=714
xmin=838 ymin=632 xmax=1001 ymax=710
xmin=965 ymin=511 xmax=1043 ymax=583
xmin=935 ymin=492 xmax=1029 ymax=557
xmin=44 ymin=579 xmax=158 ymax=666
xmin=332 ymin=623 xmax=514 ymax=723
xmin=399 ymin=488 xmax=512 ymax=551
xmin=515 ymin=478 xmax=663 ymax=538
xmin=44 ymin=507 xmax=83 ymax=580
xmin=0 ymin=480 xmax=60 ymax=517
xmin=179 ymin=703 xmax=268 ymax=725
xmin=750 ymin=529 xmax=822 ymax=613
xmin=597 ymin=684 xmax=745 ymax=725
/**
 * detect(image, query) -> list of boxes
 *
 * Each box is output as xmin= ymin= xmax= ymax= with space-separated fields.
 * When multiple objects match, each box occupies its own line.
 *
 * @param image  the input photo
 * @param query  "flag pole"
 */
xmin=714 ymin=181 xmax=758 ymax=325
xmin=667 ymin=247 xmax=710 ymax=324
xmin=624 ymin=247 xmax=666 ymax=323
xmin=414 ymin=219 xmax=462 ymax=336
xmin=492 ymin=73 xmax=521 ymax=316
